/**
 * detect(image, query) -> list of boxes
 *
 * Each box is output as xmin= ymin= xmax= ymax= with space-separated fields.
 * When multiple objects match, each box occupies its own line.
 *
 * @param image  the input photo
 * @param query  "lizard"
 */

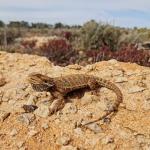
xmin=27 ymin=72 xmax=123 ymax=125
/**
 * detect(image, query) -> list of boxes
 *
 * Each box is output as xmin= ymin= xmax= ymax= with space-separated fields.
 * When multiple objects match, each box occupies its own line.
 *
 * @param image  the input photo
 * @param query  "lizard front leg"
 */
xmin=49 ymin=92 xmax=65 ymax=115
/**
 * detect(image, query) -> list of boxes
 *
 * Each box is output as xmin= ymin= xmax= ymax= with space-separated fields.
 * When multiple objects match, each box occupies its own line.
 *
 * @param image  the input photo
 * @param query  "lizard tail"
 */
xmin=82 ymin=78 xmax=123 ymax=126
xmin=96 ymin=78 xmax=123 ymax=111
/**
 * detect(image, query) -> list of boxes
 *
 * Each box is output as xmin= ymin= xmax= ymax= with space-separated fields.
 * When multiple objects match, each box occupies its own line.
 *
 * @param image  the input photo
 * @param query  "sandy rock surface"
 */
xmin=0 ymin=51 xmax=150 ymax=150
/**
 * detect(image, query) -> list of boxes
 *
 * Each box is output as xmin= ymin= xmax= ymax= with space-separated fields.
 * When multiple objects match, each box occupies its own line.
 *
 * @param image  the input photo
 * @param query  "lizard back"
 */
xmin=53 ymin=74 xmax=123 ymax=111
xmin=53 ymin=74 xmax=89 ymax=94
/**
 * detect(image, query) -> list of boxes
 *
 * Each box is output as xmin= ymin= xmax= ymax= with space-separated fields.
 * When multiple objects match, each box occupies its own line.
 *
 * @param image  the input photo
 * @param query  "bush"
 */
xmin=0 ymin=28 xmax=22 ymax=45
xmin=61 ymin=31 xmax=72 ymax=40
xmin=80 ymin=20 xmax=124 ymax=51
xmin=37 ymin=39 xmax=78 ymax=66
xmin=86 ymin=44 xmax=150 ymax=67
xmin=20 ymin=38 xmax=79 ymax=66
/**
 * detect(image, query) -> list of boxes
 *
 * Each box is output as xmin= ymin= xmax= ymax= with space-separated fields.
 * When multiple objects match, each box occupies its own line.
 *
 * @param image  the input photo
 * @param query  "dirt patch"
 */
xmin=0 ymin=51 xmax=150 ymax=150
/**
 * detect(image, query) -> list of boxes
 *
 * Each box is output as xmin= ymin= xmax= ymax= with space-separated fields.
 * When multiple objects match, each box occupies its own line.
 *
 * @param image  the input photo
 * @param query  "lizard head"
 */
xmin=27 ymin=73 xmax=55 ymax=92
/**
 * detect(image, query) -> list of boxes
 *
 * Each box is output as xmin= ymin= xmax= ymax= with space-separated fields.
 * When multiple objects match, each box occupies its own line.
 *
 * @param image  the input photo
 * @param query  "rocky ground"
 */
xmin=0 ymin=51 xmax=150 ymax=150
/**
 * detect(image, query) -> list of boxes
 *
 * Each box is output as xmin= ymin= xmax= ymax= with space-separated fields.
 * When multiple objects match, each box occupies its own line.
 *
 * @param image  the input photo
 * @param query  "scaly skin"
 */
xmin=28 ymin=73 xmax=123 ymax=125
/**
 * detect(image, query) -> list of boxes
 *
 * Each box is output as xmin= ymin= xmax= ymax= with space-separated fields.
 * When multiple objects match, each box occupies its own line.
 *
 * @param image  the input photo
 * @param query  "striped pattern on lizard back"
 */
xmin=53 ymin=74 xmax=122 ymax=107
xmin=53 ymin=74 xmax=89 ymax=94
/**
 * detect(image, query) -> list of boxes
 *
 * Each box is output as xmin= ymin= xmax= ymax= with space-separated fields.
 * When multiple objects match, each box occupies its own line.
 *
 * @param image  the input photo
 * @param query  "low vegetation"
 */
xmin=0 ymin=20 xmax=149 ymax=67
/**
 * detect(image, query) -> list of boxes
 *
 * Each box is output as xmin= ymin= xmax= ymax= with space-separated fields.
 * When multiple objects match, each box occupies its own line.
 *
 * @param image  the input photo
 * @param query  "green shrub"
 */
xmin=80 ymin=20 xmax=122 ymax=51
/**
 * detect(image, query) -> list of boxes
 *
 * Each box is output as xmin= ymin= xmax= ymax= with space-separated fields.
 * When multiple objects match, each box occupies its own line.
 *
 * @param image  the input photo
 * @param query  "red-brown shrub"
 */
xmin=61 ymin=31 xmax=72 ymax=40
xmin=86 ymin=44 xmax=150 ymax=67
xmin=38 ymin=39 xmax=78 ymax=66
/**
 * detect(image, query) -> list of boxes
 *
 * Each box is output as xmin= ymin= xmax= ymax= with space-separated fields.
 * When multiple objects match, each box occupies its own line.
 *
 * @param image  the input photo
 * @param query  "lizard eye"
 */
xmin=45 ymin=82 xmax=54 ymax=87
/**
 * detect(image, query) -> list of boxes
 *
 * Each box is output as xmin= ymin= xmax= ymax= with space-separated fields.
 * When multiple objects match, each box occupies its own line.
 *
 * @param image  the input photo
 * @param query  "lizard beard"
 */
xmin=31 ymin=83 xmax=51 ymax=92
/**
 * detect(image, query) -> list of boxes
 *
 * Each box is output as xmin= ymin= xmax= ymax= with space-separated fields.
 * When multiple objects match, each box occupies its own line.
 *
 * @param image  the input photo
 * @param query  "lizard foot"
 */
xmin=49 ymin=99 xmax=65 ymax=115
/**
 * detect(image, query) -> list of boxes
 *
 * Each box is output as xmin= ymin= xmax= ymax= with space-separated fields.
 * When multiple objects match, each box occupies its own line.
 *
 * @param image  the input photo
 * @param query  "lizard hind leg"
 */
xmin=88 ymin=78 xmax=100 ymax=90
xmin=88 ymin=78 xmax=102 ymax=96
xmin=49 ymin=98 xmax=65 ymax=115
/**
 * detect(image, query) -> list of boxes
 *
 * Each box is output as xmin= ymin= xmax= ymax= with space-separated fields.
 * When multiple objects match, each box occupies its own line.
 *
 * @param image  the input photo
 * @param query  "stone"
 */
xmin=83 ymin=122 xmax=102 ymax=133
xmin=16 ymin=83 xmax=28 ymax=90
xmin=108 ymin=59 xmax=118 ymax=64
xmin=0 ymin=110 xmax=10 ymax=122
xmin=22 ymin=104 xmax=38 ymax=113
xmin=2 ymin=88 xmax=17 ymax=102
xmin=34 ymin=104 xmax=50 ymax=118
xmin=114 ymin=77 xmax=128 ymax=83
xmin=112 ymin=70 xmax=124 ymax=76
xmin=2 ymin=90 xmax=12 ymax=102
xmin=41 ymin=123 xmax=49 ymax=130
xmin=56 ymin=133 xmax=71 ymax=146
xmin=28 ymin=130 xmax=39 ymax=137
xmin=18 ymin=147 xmax=27 ymax=150
xmin=10 ymin=128 xmax=18 ymax=136
xmin=8 ymin=100 xmax=16 ymax=105
xmin=74 ymin=128 xmax=83 ymax=136
xmin=61 ymin=145 xmax=77 ymax=150
xmin=17 ymin=113 xmax=35 ymax=125
xmin=83 ymin=111 xmax=93 ymax=118
xmin=80 ymin=92 xmax=95 ymax=106
xmin=63 ymin=103 xmax=77 ymax=114
xmin=128 ymin=86 xmax=146 ymax=93
xmin=135 ymin=134 xmax=148 ymax=144
xmin=16 ymin=141 xmax=25 ymax=148
xmin=126 ymin=71 xmax=136 ymax=76
xmin=100 ymin=71 xmax=112 ymax=78
xmin=101 ymin=136 xmax=114 ymax=144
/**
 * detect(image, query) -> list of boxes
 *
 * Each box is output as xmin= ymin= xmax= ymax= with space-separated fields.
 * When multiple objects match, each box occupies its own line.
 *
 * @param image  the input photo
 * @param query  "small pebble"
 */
xmin=22 ymin=104 xmax=38 ymax=113
xmin=0 ymin=110 xmax=10 ymax=122
xmin=108 ymin=59 xmax=118 ymax=64
xmin=101 ymin=136 xmax=114 ymax=144
xmin=10 ymin=128 xmax=18 ymax=136
xmin=34 ymin=104 xmax=50 ymax=118
xmin=63 ymin=103 xmax=77 ymax=114
xmin=83 ymin=122 xmax=102 ymax=133
xmin=28 ymin=130 xmax=38 ymax=137
xmin=61 ymin=145 xmax=77 ymax=150
xmin=74 ymin=128 xmax=83 ymax=136
xmin=41 ymin=123 xmax=49 ymax=130
xmin=17 ymin=113 xmax=35 ymax=125
xmin=115 ymin=77 xmax=128 ymax=83
xmin=56 ymin=133 xmax=71 ymax=146
xmin=17 ymin=141 xmax=25 ymax=148
xmin=128 ymin=86 xmax=146 ymax=93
